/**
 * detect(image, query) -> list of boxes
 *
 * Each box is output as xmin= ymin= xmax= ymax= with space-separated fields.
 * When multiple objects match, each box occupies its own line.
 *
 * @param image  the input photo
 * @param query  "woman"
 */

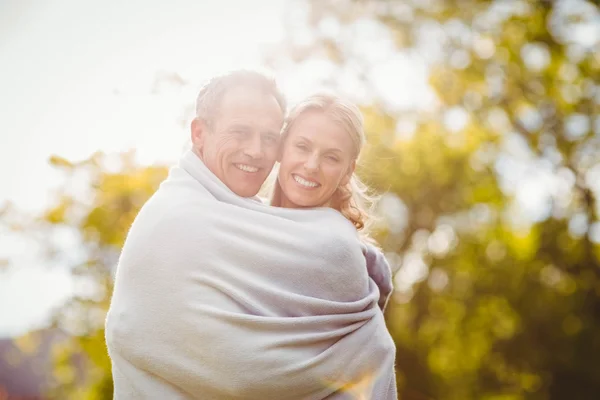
xmin=271 ymin=93 xmax=393 ymax=311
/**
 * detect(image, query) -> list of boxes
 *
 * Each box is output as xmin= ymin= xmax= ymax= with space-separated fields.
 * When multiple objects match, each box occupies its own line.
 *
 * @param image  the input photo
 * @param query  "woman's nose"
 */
xmin=304 ymin=154 xmax=319 ymax=172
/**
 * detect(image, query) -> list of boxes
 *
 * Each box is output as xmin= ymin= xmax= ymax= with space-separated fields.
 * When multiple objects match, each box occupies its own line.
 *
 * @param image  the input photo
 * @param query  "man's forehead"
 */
xmin=219 ymin=86 xmax=281 ymax=109
xmin=214 ymin=89 xmax=283 ymax=122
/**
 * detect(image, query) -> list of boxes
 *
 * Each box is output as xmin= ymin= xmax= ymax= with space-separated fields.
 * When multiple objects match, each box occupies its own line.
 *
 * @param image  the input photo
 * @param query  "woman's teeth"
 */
xmin=293 ymin=174 xmax=319 ymax=188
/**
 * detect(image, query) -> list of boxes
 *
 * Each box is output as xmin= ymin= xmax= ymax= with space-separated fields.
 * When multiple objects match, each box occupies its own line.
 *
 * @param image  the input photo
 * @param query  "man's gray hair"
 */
xmin=195 ymin=69 xmax=287 ymax=126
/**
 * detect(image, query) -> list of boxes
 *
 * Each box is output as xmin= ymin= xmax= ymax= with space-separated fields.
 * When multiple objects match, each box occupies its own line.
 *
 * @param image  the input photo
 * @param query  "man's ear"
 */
xmin=191 ymin=118 xmax=208 ymax=153
xmin=341 ymin=160 xmax=356 ymax=186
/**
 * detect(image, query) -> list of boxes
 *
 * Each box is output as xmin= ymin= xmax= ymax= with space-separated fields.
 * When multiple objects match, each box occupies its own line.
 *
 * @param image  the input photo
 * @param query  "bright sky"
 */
xmin=0 ymin=0 xmax=291 ymax=210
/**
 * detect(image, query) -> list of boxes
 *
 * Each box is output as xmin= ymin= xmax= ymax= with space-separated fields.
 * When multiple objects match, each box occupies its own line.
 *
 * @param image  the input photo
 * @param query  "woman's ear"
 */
xmin=341 ymin=160 xmax=356 ymax=186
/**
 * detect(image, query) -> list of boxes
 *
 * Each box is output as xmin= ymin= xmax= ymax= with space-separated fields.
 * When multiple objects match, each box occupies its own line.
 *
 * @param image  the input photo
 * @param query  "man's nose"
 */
xmin=243 ymin=135 xmax=264 ymax=159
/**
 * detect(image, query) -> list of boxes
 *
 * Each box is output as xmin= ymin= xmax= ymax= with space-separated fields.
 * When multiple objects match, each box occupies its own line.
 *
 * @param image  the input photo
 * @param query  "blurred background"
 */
xmin=1 ymin=0 xmax=599 ymax=399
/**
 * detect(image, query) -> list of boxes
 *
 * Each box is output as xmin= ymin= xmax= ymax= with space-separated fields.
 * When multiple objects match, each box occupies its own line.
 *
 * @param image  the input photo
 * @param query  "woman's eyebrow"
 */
xmin=295 ymin=136 xmax=344 ymax=153
xmin=295 ymin=135 xmax=312 ymax=143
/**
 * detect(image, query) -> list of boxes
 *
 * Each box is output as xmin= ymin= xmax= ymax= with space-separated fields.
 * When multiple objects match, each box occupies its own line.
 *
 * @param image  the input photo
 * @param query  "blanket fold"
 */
xmin=105 ymin=150 xmax=398 ymax=399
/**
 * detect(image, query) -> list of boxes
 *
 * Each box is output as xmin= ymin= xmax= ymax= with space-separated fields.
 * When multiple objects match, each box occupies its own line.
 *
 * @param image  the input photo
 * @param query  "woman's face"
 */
xmin=277 ymin=110 xmax=356 ymax=209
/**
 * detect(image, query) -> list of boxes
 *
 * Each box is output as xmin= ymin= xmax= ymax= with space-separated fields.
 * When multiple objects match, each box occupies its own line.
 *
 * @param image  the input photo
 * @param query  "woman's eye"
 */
xmin=326 ymin=155 xmax=339 ymax=162
xmin=296 ymin=143 xmax=308 ymax=151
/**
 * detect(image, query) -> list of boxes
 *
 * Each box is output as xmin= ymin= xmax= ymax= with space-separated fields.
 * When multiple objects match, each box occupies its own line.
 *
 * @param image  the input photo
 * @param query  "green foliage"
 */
xmin=283 ymin=0 xmax=600 ymax=398
xmin=10 ymin=152 xmax=168 ymax=399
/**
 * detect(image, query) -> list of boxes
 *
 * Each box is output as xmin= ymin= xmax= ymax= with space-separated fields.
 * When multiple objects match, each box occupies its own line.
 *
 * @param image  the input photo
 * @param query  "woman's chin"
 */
xmin=289 ymin=196 xmax=327 ymax=209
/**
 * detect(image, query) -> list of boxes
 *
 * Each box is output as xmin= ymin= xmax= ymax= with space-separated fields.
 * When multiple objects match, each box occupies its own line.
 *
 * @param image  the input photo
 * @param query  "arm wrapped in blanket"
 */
xmin=363 ymin=243 xmax=394 ymax=312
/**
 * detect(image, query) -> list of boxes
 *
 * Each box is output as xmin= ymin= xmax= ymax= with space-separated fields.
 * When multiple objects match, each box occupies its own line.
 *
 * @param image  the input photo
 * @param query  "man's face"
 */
xmin=192 ymin=87 xmax=284 ymax=197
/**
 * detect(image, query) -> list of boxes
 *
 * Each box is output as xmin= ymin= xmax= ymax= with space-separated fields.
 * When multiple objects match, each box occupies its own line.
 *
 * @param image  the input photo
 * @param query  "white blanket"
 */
xmin=105 ymin=150 xmax=398 ymax=399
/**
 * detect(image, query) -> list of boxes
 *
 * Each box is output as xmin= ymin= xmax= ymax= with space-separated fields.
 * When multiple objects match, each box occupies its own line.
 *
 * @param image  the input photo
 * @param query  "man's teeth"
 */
xmin=293 ymin=174 xmax=319 ymax=188
xmin=236 ymin=164 xmax=259 ymax=173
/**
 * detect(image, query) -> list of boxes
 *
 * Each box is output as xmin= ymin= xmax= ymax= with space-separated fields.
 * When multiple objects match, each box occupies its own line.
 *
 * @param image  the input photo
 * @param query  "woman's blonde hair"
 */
xmin=270 ymin=93 xmax=378 ymax=234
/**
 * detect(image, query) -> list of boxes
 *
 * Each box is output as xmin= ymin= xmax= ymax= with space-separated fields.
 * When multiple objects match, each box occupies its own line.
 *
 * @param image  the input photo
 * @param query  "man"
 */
xmin=105 ymin=70 xmax=397 ymax=399
xmin=105 ymin=70 xmax=287 ymax=398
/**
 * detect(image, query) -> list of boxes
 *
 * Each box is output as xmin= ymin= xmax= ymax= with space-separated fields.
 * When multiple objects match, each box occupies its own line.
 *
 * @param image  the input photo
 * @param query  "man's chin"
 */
xmin=229 ymin=183 xmax=262 ymax=198
xmin=225 ymin=171 xmax=270 ymax=197
xmin=235 ymin=190 xmax=261 ymax=198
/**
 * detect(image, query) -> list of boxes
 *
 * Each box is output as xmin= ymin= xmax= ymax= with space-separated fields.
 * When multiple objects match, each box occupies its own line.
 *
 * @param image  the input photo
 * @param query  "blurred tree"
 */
xmin=1 ymin=152 xmax=168 ymax=399
xmin=271 ymin=0 xmax=600 ymax=399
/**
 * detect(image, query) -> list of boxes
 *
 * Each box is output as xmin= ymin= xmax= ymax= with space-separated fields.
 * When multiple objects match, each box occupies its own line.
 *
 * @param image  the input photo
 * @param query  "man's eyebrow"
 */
xmin=262 ymin=130 xmax=280 ymax=137
xmin=227 ymin=124 xmax=279 ymax=136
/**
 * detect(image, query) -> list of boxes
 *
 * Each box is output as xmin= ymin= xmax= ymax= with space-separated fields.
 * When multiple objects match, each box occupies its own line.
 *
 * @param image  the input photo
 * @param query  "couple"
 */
xmin=105 ymin=70 xmax=397 ymax=399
